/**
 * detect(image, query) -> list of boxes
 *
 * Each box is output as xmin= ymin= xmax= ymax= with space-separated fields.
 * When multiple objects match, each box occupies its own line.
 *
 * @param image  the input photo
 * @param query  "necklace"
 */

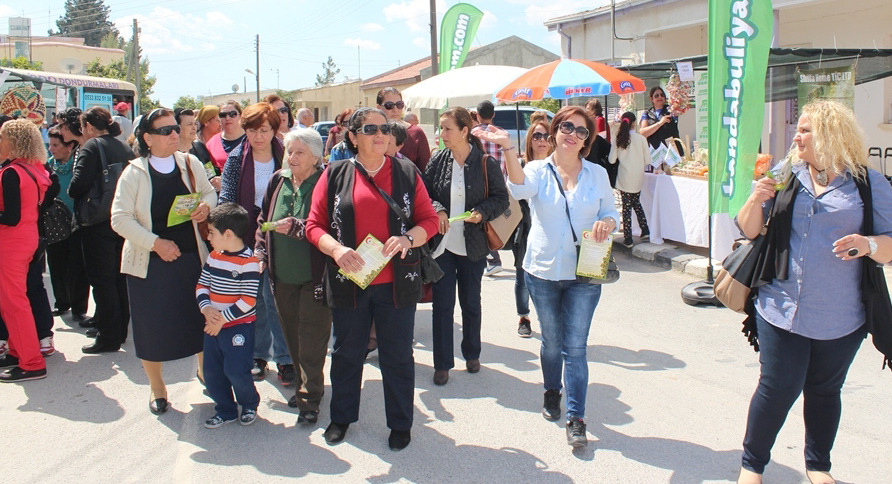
xmin=811 ymin=165 xmax=829 ymax=187
xmin=360 ymin=157 xmax=386 ymax=176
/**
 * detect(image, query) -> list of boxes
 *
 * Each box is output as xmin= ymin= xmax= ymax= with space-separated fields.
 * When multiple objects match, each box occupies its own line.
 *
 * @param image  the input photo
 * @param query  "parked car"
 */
xmin=492 ymin=106 xmax=554 ymax=150
xmin=311 ymin=121 xmax=336 ymax=149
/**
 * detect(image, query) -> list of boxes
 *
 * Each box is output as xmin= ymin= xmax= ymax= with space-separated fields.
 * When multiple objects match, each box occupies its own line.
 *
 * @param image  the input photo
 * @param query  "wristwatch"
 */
xmin=404 ymin=233 xmax=414 ymax=246
xmin=867 ymin=236 xmax=878 ymax=256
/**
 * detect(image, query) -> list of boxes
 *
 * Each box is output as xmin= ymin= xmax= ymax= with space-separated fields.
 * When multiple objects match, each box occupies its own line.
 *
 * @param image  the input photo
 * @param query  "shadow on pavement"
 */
xmin=590 ymin=344 xmax=686 ymax=372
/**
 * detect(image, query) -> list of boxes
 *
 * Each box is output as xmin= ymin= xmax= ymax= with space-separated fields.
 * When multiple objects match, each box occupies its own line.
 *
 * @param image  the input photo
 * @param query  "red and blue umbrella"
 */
xmin=494 ymin=58 xmax=646 ymax=102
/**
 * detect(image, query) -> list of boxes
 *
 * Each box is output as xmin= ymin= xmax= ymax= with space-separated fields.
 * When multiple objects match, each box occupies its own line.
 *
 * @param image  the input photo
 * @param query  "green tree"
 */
xmin=173 ymin=96 xmax=204 ymax=110
xmin=86 ymin=57 xmax=160 ymax=113
xmin=531 ymin=98 xmax=561 ymax=113
xmin=49 ymin=0 xmax=120 ymax=47
xmin=0 ymin=56 xmax=43 ymax=70
xmin=315 ymin=56 xmax=340 ymax=86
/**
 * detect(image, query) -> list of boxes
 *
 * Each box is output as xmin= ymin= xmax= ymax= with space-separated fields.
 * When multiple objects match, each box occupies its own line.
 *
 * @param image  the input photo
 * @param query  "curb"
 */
xmin=612 ymin=240 xmax=722 ymax=279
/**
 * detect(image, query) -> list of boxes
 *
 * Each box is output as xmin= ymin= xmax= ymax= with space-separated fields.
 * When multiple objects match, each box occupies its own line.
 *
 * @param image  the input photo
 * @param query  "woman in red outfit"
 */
xmin=0 ymin=119 xmax=52 ymax=382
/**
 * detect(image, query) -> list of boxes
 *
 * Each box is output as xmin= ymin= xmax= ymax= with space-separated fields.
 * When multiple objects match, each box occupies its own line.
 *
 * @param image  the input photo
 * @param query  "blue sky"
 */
xmin=1 ymin=0 xmax=607 ymax=106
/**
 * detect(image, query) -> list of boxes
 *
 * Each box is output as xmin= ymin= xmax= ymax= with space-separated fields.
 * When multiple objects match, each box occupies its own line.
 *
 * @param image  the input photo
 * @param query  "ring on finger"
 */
xmin=847 ymin=248 xmax=859 ymax=257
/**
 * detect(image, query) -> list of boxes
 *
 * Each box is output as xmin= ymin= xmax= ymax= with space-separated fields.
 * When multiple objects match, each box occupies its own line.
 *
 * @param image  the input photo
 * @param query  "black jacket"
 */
xmin=422 ymin=146 xmax=509 ymax=261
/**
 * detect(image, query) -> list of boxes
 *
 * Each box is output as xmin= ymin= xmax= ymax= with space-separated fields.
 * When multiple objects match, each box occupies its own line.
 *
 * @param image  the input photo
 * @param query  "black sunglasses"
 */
xmin=382 ymin=101 xmax=405 ymax=110
xmin=218 ymin=110 xmax=239 ymax=119
xmin=530 ymin=132 xmax=548 ymax=141
xmin=147 ymin=124 xmax=181 ymax=136
xmin=276 ymin=106 xmax=289 ymax=114
xmin=559 ymin=121 xmax=590 ymax=141
xmin=358 ymin=124 xmax=392 ymax=136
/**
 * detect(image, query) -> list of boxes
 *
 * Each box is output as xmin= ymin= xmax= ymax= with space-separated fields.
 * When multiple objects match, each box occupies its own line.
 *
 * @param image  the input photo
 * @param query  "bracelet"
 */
xmin=499 ymin=145 xmax=516 ymax=152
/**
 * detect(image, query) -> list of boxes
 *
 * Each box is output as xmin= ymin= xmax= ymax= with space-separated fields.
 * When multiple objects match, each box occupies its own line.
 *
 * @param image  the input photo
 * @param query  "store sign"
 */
xmin=676 ymin=62 xmax=695 ymax=82
xmin=9 ymin=18 xmax=31 ymax=37
xmin=83 ymin=92 xmax=113 ymax=111
xmin=56 ymin=87 xmax=68 ymax=112
xmin=797 ymin=65 xmax=855 ymax=112
xmin=707 ymin=0 xmax=774 ymax=217
xmin=439 ymin=3 xmax=484 ymax=73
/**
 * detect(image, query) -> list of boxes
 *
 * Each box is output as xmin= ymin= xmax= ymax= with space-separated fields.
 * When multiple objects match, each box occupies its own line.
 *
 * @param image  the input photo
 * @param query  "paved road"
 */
xmin=3 ymin=252 xmax=890 ymax=483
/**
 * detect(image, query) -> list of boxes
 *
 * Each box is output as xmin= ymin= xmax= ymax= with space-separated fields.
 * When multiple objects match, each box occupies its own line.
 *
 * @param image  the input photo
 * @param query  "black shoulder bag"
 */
xmin=546 ymin=163 xmax=619 ymax=284
xmin=76 ymin=140 xmax=124 ymax=226
xmin=353 ymin=160 xmax=444 ymax=285
xmin=19 ymin=165 xmax=75 ymax=245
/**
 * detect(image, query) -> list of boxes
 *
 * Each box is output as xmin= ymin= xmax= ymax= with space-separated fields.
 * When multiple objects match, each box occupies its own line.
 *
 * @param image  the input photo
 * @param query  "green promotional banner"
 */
xmin=707 ymin=0 xmax=774 ymax=217
xmin=439 ymin=3 xmax=484 ymax=73
xmin=797 ymin=65 xmax=855 ymax=112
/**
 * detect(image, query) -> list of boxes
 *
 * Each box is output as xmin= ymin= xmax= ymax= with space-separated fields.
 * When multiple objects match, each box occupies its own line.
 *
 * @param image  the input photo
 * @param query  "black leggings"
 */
xmin=620 ymin=191 xmax=648 ymax=240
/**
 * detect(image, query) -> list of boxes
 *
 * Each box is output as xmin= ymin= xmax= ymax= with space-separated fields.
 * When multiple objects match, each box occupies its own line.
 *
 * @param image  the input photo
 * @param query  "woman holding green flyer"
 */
xmin=503 ymin=106 xmax=619 ymax=450
xmin=306 ymin=107 xmax=438 ymax=450
xmin=422 ymin=106 xmax=508 ymax=386
xmin=111 ymin=108 xmax=217 ymax=415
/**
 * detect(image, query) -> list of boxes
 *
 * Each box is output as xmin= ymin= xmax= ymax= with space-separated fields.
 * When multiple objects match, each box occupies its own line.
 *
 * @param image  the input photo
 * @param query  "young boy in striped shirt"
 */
xmin=196 ymin=203 xmax=262 ymax=428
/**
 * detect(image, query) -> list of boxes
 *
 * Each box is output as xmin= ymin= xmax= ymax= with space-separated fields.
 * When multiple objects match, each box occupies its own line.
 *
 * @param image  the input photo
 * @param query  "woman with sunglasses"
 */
xmin=639 ymin=86 xmax=684 ymax=156
xmin=68 ymin=107 xmax=136 ymax=354
xmin=376 ymin=87 xmax=431 ymax=171
xmin=206 ymin=100 xmax=246 ymax=171
xmin=421 ymin=107 xmax=508 ymax=386
xmin=504 ymin=106 xmax=619 ymax=450
xmin=306 ymin=107 xmax=438 ymax=450
xmin=325 ymin=108 xmax=353 ymax=158
xmin=609 ymin=111 xmax=651 ymax=248
xmin=264 ymin=94 xmax=294 ymax=139
xmin=111 ymin=108 xmax=217 ymax=414
xmin=513 ymin=120 xmax=553 ymax=338
xmin=219 ymin=102 xmax=292 ymax=385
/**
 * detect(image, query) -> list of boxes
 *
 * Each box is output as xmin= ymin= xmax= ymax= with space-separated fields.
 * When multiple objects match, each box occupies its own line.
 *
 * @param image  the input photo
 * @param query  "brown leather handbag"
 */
xmin=182 ymin=153 xmax=210 ymax=240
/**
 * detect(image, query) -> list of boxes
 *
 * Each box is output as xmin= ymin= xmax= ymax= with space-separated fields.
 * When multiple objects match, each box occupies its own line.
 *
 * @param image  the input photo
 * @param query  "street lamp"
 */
xmin=245 ymin=68 xmax=259 ymax=102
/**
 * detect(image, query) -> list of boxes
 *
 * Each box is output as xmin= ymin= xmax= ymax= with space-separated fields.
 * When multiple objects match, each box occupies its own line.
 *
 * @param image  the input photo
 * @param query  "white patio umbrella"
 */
xmin=402 ymin=65 xmax=529 ymax=110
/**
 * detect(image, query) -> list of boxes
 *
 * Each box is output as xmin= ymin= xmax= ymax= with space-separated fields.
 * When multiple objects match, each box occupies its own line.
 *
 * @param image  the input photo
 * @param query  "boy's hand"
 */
xmin=201 ymin=307 xmax=226 ymax=326
xmin=204 ymin=320 xmax=223 ymax=336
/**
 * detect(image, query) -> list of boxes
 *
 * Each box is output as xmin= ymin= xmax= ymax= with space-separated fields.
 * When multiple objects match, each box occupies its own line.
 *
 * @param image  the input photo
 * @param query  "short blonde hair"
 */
xmin=789 ymin=100 xmax=867 ymax=180
xmin=1 ymin=119 xmax=47 ymax=164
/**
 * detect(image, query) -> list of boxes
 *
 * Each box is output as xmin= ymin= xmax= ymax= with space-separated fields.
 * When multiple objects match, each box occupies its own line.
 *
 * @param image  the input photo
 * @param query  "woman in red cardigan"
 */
xmin=0 ymin=119 xmax=53 ymax=382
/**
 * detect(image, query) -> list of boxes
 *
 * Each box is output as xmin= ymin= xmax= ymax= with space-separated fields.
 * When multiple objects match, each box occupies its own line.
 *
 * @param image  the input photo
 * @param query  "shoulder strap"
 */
xmin=546 ymin=163 xmax=578 ymax=245
xmin=353 ymin=157 xmax=412 ymax=229
xmin=96 ymin=140 xmax=110 ymax=182
xmin=482 ymin=153 xmax=489 ymax=199
xmin=15 ymin=163 xmax=45 ymax=205
xmin=181 ymin=152 xmax=198 ymax=193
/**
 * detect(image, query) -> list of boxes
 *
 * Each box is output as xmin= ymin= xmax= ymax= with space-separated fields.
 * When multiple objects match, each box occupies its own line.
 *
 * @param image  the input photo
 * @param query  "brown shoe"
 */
xmin=433 ymin=369 xmax=449 ymax=386
xmin=466 ymin=359 xmax=480 ymax=373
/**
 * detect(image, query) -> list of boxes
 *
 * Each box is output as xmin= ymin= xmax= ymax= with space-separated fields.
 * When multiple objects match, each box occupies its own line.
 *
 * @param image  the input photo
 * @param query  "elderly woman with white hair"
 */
xmin=255 ymin=127 xmax=331 ymax=424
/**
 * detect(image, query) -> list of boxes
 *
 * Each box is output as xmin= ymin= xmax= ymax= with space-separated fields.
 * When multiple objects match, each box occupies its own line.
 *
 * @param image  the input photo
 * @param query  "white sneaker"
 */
xmin=40 ymin=337 xmax=55 ymax=357
xmin=485 ymin=265 xmax=503 ymax=276
xmin=0 ymin=340 xmax=7 ymax=358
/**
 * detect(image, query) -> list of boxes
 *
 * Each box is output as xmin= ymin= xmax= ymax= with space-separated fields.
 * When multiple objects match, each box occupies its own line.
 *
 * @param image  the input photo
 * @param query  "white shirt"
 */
xmin=608 ymin=131 xmax=650 ymax=193
xmin=254 ymin=159 xmax=275 ymax=208
xmin=148 ymin=154 xmax=176 ymax=174
xmin=444 ymin=160 xmax=468 ymax=256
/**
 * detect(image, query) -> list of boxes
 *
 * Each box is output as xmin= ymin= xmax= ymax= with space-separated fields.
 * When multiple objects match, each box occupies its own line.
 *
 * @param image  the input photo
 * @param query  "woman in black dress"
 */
xmin=111 ymin=108 xmax=217 ymax=414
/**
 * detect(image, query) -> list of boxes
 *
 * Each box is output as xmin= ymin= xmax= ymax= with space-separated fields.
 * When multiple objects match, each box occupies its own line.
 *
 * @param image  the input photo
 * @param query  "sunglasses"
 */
xmin=382 ymin=101 xmax=405 ymax=110
xmin=558 ymin=122 xmax=590 ymax=141
xmin=358 ymin=124 xmax=392 ymax=136
xmin=530 ymin=132 xmax=548 ymax=141
xmin=218 ymin=110 xmax=239 ymax=119
xmin=276 ymin=106 xmax=290 ymax=114
xmin=147 ymin=124 xmax=181 ymax=136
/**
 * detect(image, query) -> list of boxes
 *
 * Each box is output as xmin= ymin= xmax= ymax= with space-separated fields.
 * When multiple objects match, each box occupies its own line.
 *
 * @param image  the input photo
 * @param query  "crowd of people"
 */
xmin=1 ymin=90 xmax=890 ymax=483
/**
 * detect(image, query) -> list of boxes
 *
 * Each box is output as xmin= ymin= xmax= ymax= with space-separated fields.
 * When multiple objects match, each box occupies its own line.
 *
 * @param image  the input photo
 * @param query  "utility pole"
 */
xmin=254 ymin=34 xmax=260 ymax=102
xmin=429 ymin=0 xmax=438 ymax=75
xmin=133 ymin=19 xmax=141 ymax=111
xmin=357 ymin=46 xmax=361 ymax=79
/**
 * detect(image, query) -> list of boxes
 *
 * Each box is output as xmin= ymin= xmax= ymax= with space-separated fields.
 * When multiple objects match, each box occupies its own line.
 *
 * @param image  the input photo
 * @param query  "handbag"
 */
xmin=481 ymin=154 xmax=523 ymax=250
xmin=182 ymin=153 xmax=210 ymax=240
xmin=76 ymin=141 xmax=124 ymax=226
xmin=353 ymin=161 xmax=444 ymax=285
xmin=713 ymin=230 xmax=768 ymax=313
xmin=546 ymin=163 xmax=620 ymax=284
xmin=18 ymin=164 xmax=75 ymax=245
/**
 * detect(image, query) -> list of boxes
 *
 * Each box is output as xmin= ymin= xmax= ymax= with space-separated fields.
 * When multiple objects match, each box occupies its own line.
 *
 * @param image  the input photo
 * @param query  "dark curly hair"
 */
xmin=57 ymin=107 xmax=84 ymax=137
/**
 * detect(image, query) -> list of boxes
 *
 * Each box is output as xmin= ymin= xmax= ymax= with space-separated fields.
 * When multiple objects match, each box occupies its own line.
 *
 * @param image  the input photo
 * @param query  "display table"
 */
xmin=630 ymin=173 xmax=743 ymax=260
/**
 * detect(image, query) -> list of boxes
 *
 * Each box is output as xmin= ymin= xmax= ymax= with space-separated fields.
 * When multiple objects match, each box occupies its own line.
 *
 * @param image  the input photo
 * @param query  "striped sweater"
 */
xmin=195 ymin=247 xmax=261 ymax=327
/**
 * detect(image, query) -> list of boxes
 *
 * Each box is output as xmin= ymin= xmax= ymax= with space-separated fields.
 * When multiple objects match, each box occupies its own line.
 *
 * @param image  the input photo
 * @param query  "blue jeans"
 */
xmin=431 ymin=250 xmax=486 ymax=370
xmin=515 ymin=267 xmax=530 ymax=317
xmin=330 ymin=283 xmax=416 ymax=431
xmin=741 ymin=313 xmax=866 ymax=474
xmin=253 ymin=271 xmax=292 ymax=365
xmin=204 ymin=324 xmax=260 ymax=420
xmin=525 ymin=273 xmax=602 ymax=420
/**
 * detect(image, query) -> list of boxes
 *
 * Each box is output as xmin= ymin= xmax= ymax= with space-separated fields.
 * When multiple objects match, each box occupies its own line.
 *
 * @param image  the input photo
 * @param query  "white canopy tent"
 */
xmin=402 ymin=65 xmax=528 ymax=110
